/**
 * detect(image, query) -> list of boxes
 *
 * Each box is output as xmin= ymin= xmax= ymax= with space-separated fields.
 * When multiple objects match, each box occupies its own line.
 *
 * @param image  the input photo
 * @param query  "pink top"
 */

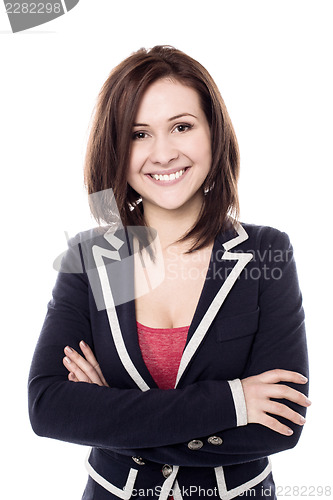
xmin=136 ymin=321 xmax=189 ymax=390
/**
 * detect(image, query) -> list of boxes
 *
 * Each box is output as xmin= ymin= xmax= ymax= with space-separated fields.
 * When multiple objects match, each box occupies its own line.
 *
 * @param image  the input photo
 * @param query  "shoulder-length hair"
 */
xmin=84 ymin=45 xmax=240 ymax=252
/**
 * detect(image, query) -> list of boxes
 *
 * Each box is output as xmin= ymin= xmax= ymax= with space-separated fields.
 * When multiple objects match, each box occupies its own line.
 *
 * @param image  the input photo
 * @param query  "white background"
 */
xmin=1 ymin=1 xmax=332 ymax=498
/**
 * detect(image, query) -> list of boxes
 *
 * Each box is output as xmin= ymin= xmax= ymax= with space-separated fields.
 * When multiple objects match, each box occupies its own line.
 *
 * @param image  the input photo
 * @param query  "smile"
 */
xmin=149 ymin=168 xmax=187 ymax=182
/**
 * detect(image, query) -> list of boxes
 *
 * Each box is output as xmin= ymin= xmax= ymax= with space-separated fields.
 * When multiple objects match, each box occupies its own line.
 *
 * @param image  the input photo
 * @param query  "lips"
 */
xmin=146 ymin=167 xmax=190 ymax=183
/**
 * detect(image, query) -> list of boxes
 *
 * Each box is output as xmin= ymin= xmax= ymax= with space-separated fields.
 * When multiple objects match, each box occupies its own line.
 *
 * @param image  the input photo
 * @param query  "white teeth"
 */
xmin=150 ymin=169 xmax=186 ymax=182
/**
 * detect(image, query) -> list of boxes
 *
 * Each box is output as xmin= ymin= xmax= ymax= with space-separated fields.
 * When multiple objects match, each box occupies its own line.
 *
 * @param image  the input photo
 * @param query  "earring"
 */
xmin=203 ymin=181 xmax=215 ymax=194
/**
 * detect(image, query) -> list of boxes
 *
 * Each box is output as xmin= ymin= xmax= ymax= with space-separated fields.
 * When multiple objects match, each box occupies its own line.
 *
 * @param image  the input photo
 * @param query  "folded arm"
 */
xmin=28 ymin=227 xmax=309 ymax=465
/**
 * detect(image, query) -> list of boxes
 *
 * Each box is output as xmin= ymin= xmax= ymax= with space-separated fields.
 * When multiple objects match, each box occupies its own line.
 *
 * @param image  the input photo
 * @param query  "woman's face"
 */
xmin=127 ymin=78 xmax=212 ymax=215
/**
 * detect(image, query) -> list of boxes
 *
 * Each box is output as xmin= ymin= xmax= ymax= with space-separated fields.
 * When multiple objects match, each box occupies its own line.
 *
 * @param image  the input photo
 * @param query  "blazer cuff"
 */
xmin=228 ymin=378 xmax=248 ymax=427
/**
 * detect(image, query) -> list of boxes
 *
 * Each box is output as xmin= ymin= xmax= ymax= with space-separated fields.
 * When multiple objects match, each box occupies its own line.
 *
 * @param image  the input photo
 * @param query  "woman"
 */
xmin=28 ymin=46 xmax=310 ymax=500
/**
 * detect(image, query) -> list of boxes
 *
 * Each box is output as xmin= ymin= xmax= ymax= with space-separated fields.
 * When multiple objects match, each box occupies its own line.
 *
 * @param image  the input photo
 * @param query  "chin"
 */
xmin=154 ymin=197 xmax=191 ymax=211
xmin=143 ymin=190 xmax=203 ymax=214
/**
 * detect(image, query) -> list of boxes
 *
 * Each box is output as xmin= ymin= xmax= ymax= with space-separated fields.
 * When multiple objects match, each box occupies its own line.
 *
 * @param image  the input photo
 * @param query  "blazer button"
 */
xmin=161 ymin=464 xmax=173 ymax=478
xmin=132 ymin=456 xmax=145 ymax=465
xmin=207 ymin=436 xmax=223 ymax=446
xmin=187 ymin=439 xmax=204 ymax=450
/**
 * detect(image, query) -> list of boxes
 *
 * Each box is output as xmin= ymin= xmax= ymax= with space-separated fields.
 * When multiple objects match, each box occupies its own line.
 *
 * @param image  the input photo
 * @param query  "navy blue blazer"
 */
xmin=28 ymin=222 xmax=309 ymax=500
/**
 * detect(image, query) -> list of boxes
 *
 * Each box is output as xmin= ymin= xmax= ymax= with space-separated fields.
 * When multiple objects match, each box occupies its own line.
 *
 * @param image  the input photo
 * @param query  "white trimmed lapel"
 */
xmin=174 ymin=222 xmax=253 ymax=388
xmin=91 ymin=227 xmax=152 ymax=392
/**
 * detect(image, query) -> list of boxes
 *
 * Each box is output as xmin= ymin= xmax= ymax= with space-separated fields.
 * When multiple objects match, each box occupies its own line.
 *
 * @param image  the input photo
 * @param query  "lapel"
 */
xmin=91 ymin=227 xmax=155 ymax=391
xmin=91 ymin=223 xmax=253 ymax=392
xmin=174 ymin=222 xmax=253 ymax=387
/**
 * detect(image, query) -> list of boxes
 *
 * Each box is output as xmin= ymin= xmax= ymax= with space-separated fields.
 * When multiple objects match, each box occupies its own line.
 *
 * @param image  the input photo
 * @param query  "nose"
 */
xmin=149 ymin=136 xmax=179 ymax=165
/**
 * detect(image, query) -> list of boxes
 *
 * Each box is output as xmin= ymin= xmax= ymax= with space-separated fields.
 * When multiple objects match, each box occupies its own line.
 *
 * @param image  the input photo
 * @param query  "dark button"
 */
xmin=161 ymin=464 xmax=173 ymax=478
xmin=207 ymin=435 xmax=223 ymax=446
xmin=187 ymin=439 xmax=204 ymax=450
xmin=132 ymin=456 xmax=145 ymax=465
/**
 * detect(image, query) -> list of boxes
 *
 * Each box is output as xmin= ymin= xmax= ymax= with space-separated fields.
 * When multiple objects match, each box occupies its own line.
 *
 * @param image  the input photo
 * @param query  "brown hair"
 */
xmin=84 ymin=45 xmax=240 ymax=252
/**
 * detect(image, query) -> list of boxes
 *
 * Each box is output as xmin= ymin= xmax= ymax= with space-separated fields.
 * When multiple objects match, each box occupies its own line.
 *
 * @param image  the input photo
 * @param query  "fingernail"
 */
xmin=64 ymin=356 xmax=71 ymax=364
xmin=300 ymin=375 xmax=308 ymax=383
xmin=300 ymin=416 xmax=306 ymax=424
xmin=305 ymin=397 xmax=312 ymax=405
xmin=80 ymin=341 xmax=87 ymax=348
xmin=65 ymin=346 xmax=73 ymax=354
xmin=286 ymin=428 xmax=293 ymax=435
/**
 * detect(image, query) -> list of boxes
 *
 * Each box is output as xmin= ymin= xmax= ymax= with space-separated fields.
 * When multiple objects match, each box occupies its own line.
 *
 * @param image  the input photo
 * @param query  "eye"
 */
xmin=132 ymin=131 xmax=148 ymax=141
xmin=173 ymin=123 xmax=193 ymax=133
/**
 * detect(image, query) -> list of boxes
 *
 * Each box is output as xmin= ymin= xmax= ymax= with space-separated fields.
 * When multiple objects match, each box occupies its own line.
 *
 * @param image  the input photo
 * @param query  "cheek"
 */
xmin=193 ymin=141 xmax=212 ymax=172
xmin=127 ymin=150 xmax=141 ymax=183
xmin=128 ymin=145 xmax=147 ymax=174
xmin=186 ymin=132 xmax=212 ymax=167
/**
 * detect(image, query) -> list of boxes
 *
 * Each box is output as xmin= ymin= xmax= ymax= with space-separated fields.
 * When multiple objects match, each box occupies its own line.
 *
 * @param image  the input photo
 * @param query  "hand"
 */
xmin=63 ymin=341 xmax=109 ymax=387
xmin=241 ymin=369 xmax=311 ymax=436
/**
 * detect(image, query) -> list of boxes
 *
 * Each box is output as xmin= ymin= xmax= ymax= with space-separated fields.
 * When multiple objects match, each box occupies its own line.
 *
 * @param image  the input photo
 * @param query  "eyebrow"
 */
xmin=133 ymin=113 xmax=197 ymax=127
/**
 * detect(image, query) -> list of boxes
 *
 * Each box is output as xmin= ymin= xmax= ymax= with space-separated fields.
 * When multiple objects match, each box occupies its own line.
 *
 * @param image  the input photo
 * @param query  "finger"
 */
xmin=68 ymin=372 xmax=79 ymax=383
xmin=259 ymin=369 xmax=308 ymax=385
xmin=267 ymin=384 xmax=311 ymax=407
xmin=64 ymin=346 xmax=104 ymax=386
xmin=266 ymin=401 xmax=307 ymax=426
xmin=79 ymin=341 xmax=109 ymax=386
xmin=63 ymin=357 xmax=91 ymax=383
xmin=259 ymin=413 xmax=294 ymax=436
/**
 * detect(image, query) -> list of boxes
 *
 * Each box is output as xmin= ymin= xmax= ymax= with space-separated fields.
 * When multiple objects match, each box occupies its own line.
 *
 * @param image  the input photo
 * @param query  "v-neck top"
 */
xmin=136 ymin=321 xmax=189 ymax=390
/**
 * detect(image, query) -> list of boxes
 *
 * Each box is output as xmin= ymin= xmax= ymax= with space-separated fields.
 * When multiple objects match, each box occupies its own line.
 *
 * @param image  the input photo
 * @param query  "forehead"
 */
xmin=134 ymin=78 xmax=202 ymax=121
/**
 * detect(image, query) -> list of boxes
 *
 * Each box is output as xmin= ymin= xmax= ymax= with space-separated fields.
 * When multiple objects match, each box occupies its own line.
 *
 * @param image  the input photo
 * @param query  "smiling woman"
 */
xmin=83 ymin=46 xmax=240 ymax=252
xmin=28 ymin=46 xmax=310 ymax=500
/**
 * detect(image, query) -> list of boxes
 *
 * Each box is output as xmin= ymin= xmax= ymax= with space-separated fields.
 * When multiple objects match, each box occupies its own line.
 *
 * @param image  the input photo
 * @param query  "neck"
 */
xmin=142 ymin=195 xmax=204 ymax=251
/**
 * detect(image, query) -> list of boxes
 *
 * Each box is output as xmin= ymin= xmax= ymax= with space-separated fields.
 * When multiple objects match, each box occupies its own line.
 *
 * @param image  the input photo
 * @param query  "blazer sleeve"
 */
xmin=117 ymin=227 xmax=309 ymax=466
xmin=28 ymin=235 xmax=244 ymax=450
